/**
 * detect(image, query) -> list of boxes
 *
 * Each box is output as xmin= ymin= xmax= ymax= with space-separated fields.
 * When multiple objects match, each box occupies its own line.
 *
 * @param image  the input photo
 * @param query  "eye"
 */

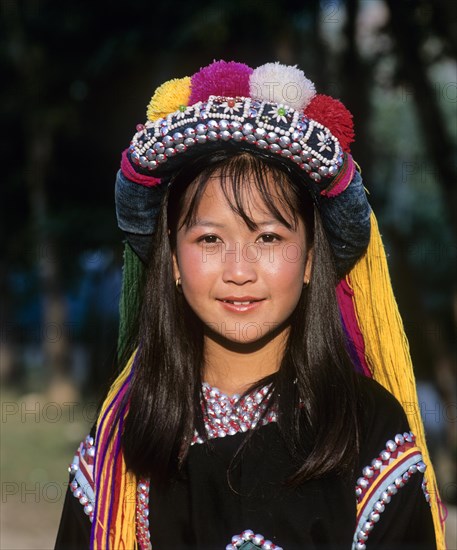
xmin=198 ymin=234 xmax=221 ymax=244
xmin=257 ymin=233 xmax=282 ymax=244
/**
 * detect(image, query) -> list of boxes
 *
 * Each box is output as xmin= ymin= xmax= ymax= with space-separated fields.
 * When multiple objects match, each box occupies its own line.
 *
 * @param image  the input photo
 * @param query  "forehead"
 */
xmin=179 ymin=166 xmax=300 ymax=231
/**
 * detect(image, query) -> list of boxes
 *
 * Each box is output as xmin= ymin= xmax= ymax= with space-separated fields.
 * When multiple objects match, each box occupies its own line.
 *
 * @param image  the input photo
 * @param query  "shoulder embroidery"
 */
xmin=352 ymin=431 xmax=427 ymax=550
xmin=68 ymin=435 xmax=96 ymax=521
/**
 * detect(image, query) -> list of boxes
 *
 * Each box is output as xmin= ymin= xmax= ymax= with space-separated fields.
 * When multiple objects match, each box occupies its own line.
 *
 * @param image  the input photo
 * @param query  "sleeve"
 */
xmin=353 ymin=377 xmax=437 ymax=550
xmin=54 ymin=434 xmax=95 ymax=550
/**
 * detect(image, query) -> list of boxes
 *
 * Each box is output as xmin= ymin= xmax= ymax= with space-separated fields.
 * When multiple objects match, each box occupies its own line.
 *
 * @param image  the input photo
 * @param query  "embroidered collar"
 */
xmin=191 ymin=382 xmax=277 ymax=445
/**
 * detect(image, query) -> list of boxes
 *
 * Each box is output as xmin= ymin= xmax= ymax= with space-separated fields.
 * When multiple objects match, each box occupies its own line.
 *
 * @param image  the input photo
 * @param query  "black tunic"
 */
xmin=55 ymin=376 xmax=437 ymax=549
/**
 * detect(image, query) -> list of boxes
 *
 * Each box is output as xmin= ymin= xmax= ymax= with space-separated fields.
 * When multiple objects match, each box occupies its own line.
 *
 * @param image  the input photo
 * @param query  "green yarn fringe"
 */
xmin=117 ymin=242 xmax=145 ymax=360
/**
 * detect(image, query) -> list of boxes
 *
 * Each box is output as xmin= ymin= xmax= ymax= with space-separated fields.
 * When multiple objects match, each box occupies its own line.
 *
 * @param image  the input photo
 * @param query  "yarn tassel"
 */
xmin=91 ymin=351 xmax=138 ymax=549
xmin=348 ymin=211 xmax=446 ymax=549
xmin=118 ymin=242 xmax=145 ymax=359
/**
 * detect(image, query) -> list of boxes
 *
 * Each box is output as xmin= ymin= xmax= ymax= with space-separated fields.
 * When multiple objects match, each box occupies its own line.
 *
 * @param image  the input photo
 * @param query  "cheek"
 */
xmin=177 ymin=244 xmax=219 ymax=291
xmin=261 ymin=243 xmax=307 ymax=284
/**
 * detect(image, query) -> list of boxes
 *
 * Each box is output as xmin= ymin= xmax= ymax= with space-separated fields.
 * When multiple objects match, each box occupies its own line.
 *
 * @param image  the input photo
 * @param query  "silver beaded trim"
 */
xmin=136 ymin=479 xmax=152 ymax=550
xmin=191 ymin=382 xmax=276 ymax=445
xmin=129 ymin=96 xmax=344 ymax=184
xmin=68 ymin=435 xmax=96 ymax=522
xmin=352 ymin=431 xmax=426 ymax=550
xmin=226 ymin=528 xmax=283 ymax=550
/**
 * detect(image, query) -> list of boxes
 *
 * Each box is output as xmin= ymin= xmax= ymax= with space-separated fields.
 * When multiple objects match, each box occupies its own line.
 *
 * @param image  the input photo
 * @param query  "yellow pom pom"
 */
xmin=146 ymin=76 xmax=191 ymax=121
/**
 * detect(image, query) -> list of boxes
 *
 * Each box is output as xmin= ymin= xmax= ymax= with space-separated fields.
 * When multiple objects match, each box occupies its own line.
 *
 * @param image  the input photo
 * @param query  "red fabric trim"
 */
xmin=121 ymin=149 xmax=162 ymax=187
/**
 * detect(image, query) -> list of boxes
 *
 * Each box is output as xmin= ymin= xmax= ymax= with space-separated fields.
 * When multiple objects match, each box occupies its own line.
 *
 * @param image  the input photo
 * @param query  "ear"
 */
xmin=172 ymin=250 xmax=181 ymax=281
xmin=304 ymin=246 xmax=313 ymax=285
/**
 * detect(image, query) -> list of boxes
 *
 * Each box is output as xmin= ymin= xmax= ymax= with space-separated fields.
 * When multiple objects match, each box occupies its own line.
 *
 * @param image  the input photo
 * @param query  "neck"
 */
xmin=202 ymin=324 xmax=289 ymax=396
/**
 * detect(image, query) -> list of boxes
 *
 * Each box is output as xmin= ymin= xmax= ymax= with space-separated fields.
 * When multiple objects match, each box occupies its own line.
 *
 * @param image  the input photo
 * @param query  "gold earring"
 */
xmin=304 ymin=279 xmax=310 ymax=287
xmin=175 ymin=277 xmax=182 ymax=292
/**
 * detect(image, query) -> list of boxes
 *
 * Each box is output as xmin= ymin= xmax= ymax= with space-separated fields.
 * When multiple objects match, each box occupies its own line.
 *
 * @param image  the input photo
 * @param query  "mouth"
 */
xmin=218 ymin=297 xmax=264 ymax=305
xmin=217 ymin=297 xmax=265 ymax=312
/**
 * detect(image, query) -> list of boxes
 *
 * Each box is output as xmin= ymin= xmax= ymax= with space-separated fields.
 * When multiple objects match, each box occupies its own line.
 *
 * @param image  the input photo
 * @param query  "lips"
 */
xmin=219 ymin=296 xmax=263 ymax=304
xmin=217 ymin=296 xmax=265 ymax=313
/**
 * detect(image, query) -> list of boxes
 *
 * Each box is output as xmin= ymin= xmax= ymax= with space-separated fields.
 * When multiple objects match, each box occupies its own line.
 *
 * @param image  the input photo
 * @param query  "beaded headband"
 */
xmin=128 ymin=95 xmax=350 ymax=195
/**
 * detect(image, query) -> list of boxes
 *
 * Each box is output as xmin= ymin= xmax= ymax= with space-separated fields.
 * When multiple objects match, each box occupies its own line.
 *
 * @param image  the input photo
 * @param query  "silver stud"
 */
xmin=267 ymin=132 xmax=278 ymax=143
xmin=257 ymin=139 xmax=268 ymax=149
xmin=380 ymin=450 xmax=391 ymax=461
xmin=207 ymin=131 xmax=218 ymax=142
xmin=254 ymin=128 xmax=267 ymax=139
xmin=417 ymin=461 xmax=427 ymax=473
xmin=242 ymin=123 xmax=254 ymax=135
xmin=184 ymin=127 xmax=195 ymax=138
xmin=310 ymin=158 xmax=321 ymax=169
xmin=318 ymin=166 xmax=329 ymax=177
xmin=279 ymin=136 xmax=291 ymax=148
xmin=290 ymin=143 xmax=301 ymax=155
xmin=195 ymin=124 xmax=207 ymax=135
xmin=370 ymin=511 xmax=380 ymax=522
xmin=232 ymin=131 xmax=243 ymax=142
xmin=153 ymin=142 xmax=164 ymax=153
xmin=220 ymin=130 xmax=231 ymax=141
xmin=270 ymin=143 xmax=281 ymax=153
xmin=394 ymin=434 xmax=405 ymax=446
xmin=374 ymin=501 xmax=385 ymax=513
xmin=310 ymin=172 xmax=322 ymax=182
xmin=173 ymin=132 xmax=184 ymax=144
xmin=328 ymin=165 xmax=338 ymax=176
xmin=386 ymin=440 xmax=397 ymax=452
xmin=195 ymin=135 xmax=207 ymax=144
xmin=163 ymin=135 xmax=174 ymax=147
xmin=371 ymin=459 xmax=382 ymax=470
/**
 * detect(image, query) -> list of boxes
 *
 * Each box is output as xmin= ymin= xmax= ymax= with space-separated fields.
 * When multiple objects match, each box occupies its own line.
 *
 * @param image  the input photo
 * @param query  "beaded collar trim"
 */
xmin=191 ymin=382 xmax=277 ymax=445
xmin=129 ymin=95 xmax=344 ymax=184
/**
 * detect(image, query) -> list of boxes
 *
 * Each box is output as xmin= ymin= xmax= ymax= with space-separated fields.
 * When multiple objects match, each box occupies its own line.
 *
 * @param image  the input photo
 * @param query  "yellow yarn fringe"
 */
xmin=94 ymin=352 xmax=137 ymax=550
xmin=349 ymin=212 xmax=446 ymax=549
xmin=146 ymin=76 xmax=191 ymax=121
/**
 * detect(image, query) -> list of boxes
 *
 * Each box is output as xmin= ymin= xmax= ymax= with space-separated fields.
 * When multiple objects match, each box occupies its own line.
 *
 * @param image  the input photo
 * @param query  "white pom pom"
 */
xmin=249 ymin=62 xmax=316 ymax=111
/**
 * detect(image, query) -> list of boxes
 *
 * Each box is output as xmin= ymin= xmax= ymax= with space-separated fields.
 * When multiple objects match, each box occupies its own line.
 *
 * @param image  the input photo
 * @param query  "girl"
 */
xmin=56 ymin=61 xmax=444 ymax=549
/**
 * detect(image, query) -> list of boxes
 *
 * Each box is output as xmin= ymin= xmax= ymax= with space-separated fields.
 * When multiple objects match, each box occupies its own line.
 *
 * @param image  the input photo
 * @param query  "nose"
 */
xmin=221 ymin=242 xmax=258 ymax=285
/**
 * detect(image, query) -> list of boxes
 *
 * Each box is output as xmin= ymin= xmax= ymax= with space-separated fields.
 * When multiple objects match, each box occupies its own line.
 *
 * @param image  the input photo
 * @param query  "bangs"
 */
xmin=178 ymin=153 xmax=303 ymax=232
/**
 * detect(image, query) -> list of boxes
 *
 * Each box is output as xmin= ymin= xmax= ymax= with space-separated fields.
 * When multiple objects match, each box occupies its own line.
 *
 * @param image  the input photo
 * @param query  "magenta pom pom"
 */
xmin=189 ymin=60 xmax=253 ymax=104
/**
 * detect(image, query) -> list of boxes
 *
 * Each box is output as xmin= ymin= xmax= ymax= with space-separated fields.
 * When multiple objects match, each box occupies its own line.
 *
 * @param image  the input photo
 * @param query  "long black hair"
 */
xmin=121 ymin=149 xmax=360 ymax=485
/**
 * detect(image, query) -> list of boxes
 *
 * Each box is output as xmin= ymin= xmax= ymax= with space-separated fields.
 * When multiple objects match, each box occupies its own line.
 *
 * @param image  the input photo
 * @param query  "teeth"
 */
xmin=224 ymin=300 xmax=252 ymax=305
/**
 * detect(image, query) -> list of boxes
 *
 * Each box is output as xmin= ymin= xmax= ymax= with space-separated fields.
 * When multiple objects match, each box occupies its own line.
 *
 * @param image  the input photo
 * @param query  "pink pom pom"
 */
xmin=189 ymin=60 xmax=253 ymax=104
xmin=304 ymin=94 xmax=355 ymax=153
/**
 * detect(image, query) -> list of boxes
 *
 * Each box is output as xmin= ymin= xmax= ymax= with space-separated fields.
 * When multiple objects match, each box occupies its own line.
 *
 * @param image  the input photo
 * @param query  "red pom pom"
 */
xmin=304 ymin=94 xmax=355 ymax=153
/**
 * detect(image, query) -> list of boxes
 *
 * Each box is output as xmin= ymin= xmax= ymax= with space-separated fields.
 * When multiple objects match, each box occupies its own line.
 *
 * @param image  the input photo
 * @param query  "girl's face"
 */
xmin=172 ymin=172 xmax=313 ymax=345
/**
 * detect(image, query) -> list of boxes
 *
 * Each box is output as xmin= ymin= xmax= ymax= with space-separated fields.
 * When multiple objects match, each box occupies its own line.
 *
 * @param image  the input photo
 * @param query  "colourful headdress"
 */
xmin=91 ymin=60 xmax=446 ymax=549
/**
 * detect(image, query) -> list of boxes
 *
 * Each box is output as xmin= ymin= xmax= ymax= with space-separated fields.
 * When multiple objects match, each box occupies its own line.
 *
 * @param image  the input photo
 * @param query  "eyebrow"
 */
xmin=190 ymin=219 xmax=285 ymax=229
